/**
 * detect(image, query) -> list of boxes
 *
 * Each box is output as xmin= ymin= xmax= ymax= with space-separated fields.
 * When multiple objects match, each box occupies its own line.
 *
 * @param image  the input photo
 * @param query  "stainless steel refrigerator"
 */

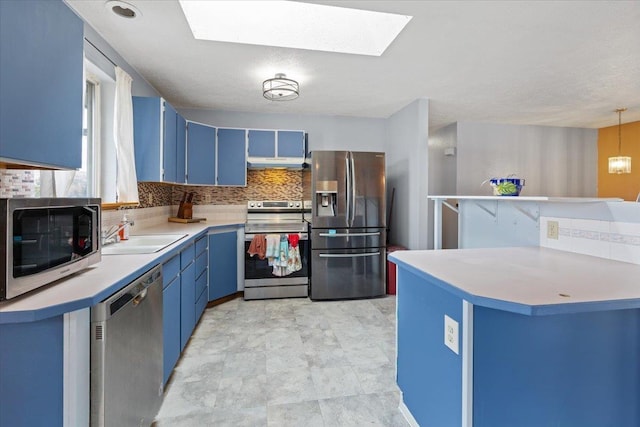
xmin=310 ymin=151 xmax=386 ymax=300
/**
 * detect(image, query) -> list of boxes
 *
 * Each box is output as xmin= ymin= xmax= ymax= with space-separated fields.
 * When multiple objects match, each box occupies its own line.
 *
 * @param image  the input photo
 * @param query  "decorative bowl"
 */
xmin=490 ymin=178 xmax=525 ymax=196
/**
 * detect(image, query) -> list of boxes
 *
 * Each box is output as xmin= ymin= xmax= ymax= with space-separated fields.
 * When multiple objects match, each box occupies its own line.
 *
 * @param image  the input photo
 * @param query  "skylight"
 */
xmin=178 ymin=1 xmax=412 ymax=56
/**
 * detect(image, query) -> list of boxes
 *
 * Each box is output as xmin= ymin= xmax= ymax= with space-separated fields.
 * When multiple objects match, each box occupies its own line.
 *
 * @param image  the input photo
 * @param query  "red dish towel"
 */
xmin=247 ymin=234 xmax=267 ymax=259
xmin=288 ymin=233 xmax=300 ymax=248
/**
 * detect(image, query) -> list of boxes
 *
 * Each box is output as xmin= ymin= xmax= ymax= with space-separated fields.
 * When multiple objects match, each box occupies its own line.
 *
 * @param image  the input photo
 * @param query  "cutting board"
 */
xmin=168 ymin=217 xmax=206 ymax=224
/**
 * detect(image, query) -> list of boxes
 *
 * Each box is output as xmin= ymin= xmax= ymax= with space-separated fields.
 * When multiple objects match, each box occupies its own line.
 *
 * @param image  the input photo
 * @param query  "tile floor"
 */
xmin=154 ymin=296 xmax=409 ymax=427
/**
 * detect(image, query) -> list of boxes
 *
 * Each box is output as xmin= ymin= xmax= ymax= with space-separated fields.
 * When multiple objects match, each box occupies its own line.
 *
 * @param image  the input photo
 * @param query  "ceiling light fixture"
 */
xmin=608 ymin=108 xmax=631 ymax=174
xmin=263 ymin=74 xmax=299 ymax=101
xmin=105 ymin=0 xmax=141 ymax=19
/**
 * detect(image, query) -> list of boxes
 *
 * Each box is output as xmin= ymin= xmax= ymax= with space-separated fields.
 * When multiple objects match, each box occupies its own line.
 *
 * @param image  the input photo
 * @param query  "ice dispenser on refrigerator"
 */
xmin=315 ymin=180 xmax=337 ymax=217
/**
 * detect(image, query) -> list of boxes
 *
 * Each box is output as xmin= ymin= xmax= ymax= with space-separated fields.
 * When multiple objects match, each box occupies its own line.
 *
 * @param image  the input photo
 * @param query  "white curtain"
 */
xmin=39 ymin=170 xmax=76 ymax=197
xmin=114 ymin=66 xmax=139 ymax=203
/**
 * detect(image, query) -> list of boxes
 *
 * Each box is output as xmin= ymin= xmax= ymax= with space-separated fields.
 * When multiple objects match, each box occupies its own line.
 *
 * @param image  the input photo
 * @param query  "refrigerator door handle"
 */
xmin=345 ymin=153 xmax=351 ymax=227
xmin=350 ymin=152 xmax=356 ymax=227
xmin=318 ymin=232 xmax=381 ymax=237
xmin=318 ymin=252 xmax=381 ymax=258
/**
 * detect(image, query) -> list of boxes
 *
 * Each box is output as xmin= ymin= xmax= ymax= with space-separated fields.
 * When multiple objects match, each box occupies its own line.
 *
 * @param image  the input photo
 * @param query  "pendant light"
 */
xmin=608 ymin=108 xmax=631 ymax=174
xmin=262 ymin=73 xmax=299 ymax=101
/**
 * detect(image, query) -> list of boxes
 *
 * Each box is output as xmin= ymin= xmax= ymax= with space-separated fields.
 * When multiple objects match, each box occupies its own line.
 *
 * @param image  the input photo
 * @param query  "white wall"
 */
xmin=385 ymin=99 xmax=429 ymax=250
xmin=84 ymin=24 xmax=158 ymax=97
xmin=456 ymin=122 xmax=597 ymax=197
xmin=180 ymin=109 xmax=387 ymax=153
xmin=428 ymin=123 xmax=458 ymax=249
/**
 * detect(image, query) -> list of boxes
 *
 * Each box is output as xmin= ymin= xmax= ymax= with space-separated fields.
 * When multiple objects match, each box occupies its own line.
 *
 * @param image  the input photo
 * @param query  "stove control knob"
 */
xmin=257 ymin=202 xmax=262 ymax=207
xmin=295 ymin=202 xmax=301 ymax=207
xmin=289 ymin=202 xmax=294 ymax=207
xmin=249 ymin=202 xmax=255 ymax=208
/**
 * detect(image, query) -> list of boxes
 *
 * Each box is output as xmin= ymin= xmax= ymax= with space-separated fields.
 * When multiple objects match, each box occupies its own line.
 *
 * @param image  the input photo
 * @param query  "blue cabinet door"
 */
xmin=277 ymin=131 xmax=305 ymax=158
xmin=180 ymin=261 xmax=196 ymax=350
xmin=162 ymin=276 xmax=181 ymax=384
xmin=163 ymin=102 xmax=178 ymax=183
xmin=186 ymin=122 xmax=216 ymax=185
xmin=176 ymin=114 xmax=186 ymax=184
xmin=0 ymin=0 xmax=83 ymax=169
xmin=217 ymin=128 xmax=247 ymax=186
xmin=248 ymin=130 xmax=276 ymax=157
xmin=209 ymin=231 xmax=238 ymax=301
xmin=133 ymin=97 xmax=162 ymax=181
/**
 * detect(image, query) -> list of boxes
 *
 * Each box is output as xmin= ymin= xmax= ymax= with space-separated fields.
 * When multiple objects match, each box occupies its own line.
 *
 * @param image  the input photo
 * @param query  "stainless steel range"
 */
xmin=244 ymin=200 xmax=309 ymax=300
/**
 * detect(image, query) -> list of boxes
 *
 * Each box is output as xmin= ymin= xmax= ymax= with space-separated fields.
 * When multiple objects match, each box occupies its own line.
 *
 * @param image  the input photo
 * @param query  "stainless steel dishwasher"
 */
xmin=91 ymin=265 xmax=163 ymax=427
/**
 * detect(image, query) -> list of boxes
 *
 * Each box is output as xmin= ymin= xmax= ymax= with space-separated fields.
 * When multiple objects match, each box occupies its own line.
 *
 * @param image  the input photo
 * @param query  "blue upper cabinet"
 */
xmin=163 ymin=102 xmax=178 ymax=183
xmin=0 ymin=0 xmax=83 ymax=169
xmin=217 ymin=128 xmax=247 ymax=186
xmin=176 ymin=114 xmax=187 ymax=184
xmin=133 ymin=96 xmax=183 ymax=183
xmin=248 ymin=130 xmax=276 ymax=157
xmin=277 ymin=130 xmax=306 ymax=158
xmin=186 ymin=122 xmax=216 ymax=185
xmin=133 ymin=97 xmax=162 ymax=181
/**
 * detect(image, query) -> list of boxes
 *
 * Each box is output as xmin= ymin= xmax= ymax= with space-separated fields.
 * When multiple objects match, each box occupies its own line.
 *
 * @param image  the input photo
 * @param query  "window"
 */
xmin=62 ymin=77 xmax=99 ymax=197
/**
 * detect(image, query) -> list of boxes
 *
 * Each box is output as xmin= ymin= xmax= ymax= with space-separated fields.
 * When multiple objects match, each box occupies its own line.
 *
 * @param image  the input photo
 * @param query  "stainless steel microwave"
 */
xmin=1 ymin=198 xmax=101 ymax=301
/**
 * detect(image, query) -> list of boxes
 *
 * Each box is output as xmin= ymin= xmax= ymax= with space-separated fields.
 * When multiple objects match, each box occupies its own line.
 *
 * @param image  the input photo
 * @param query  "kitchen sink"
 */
xmin=101 ymin=234 xmax=187 ymax=255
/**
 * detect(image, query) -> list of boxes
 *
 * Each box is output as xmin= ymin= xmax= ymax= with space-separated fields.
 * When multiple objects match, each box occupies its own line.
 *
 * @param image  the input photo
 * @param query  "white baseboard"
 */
xmin=399 ymin=397 xmax=420 ymax=427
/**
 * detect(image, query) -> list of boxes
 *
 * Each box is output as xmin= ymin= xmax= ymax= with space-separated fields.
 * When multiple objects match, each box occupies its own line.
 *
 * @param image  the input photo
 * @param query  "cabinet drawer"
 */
xmin=181 ymin=243 xmax=195 ymax=270
xmin=196 ymin=235 xmax=208 ymax=256
xmin=195 ymin=267 xmax=208 ymax=301
xmin=195 ymin=285 xmax=208 ymax=321
xmin=163 ymin=255 xmax=180 ymax=289
xmin=196 ymin=250 xmax=207 ymax=278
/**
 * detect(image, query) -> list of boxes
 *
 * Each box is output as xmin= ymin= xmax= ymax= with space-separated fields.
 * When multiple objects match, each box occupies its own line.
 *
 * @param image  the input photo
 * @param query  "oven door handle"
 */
xmin=245 ymin=233 xmax=308 ymax=241
xmin=318 ymin=252 xmax=380 ymax=258
xmin=318 ymin=232 xmax=380 ymax=237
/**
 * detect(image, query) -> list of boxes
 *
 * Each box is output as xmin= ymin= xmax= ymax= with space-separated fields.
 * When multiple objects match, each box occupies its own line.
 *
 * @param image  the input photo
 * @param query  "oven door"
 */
xmin=244 ymin=233 xmax=309 ymax=286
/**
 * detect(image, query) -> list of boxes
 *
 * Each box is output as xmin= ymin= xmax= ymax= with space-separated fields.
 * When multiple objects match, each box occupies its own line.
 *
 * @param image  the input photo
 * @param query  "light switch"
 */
xmin=444 ymin=315 xmax=459 ymax=355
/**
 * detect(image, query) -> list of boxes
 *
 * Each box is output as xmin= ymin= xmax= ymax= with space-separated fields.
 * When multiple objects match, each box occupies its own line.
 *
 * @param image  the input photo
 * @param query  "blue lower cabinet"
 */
xmin=0 ymin=315 xmax=64 ymax=427
xmin=162 ymin=276 xmax=181 ymax=384
xmin=196 ymin=286 xmax=208 ymax=321
xmin=180 ymin=262 xmax=196 ymax=350
xmin=209 ymin=231 xmax=238 ymax=301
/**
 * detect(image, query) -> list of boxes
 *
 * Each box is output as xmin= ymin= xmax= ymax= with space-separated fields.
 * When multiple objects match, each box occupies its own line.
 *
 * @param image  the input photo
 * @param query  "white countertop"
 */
xmin=428 ymin=196 xmax=624 ymax=202
xmin=390 ymin=247 xmax=640 ymax=315
xmin=0 ymin=219 xmax=243 ymax=323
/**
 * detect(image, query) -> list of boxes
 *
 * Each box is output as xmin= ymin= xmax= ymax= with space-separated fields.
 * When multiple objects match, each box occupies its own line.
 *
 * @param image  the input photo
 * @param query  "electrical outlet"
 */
xmin=547 ymin=220 xmax=559 ymax=240
xmin=444 ymin=315 xmax=459 ymax=355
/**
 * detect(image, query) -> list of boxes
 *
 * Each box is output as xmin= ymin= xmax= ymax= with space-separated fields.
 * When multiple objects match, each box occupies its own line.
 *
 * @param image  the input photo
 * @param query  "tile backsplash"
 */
xmin=0 ymin=169 xmax=36 ymax=197
xmin=540 ymin=216 xmax=640 ymax=265
xmin=2 ymin=169 xmax=303 ymax=206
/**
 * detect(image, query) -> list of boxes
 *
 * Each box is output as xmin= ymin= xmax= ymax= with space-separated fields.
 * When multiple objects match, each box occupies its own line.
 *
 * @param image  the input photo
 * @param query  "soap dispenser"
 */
xmin=118 ymin=211 xmax=130 ymax=240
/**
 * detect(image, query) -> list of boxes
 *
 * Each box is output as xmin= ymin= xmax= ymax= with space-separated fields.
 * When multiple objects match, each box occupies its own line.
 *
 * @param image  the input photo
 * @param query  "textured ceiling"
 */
xmin=66 ymin=0 xmax=640 ymax=130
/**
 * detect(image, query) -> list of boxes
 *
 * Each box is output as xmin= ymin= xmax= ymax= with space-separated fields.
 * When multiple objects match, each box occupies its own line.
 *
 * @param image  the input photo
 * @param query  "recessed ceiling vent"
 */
xmin=105 ymin=0 xmax=142 ymax=19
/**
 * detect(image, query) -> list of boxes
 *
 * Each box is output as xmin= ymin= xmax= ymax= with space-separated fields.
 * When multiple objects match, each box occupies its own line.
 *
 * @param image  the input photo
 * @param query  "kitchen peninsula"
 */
xmin=389 ymin=247 xmax=640 ymax=427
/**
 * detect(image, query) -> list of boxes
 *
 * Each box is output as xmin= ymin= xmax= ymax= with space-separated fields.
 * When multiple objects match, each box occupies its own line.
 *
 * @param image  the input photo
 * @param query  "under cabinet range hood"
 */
xmin=247 ymin=156 xmax=307 ymax=169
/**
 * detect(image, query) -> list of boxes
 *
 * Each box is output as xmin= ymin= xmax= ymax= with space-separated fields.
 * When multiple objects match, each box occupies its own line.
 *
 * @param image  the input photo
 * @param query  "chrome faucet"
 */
xmin=101 ymin=219 xmax=135 ymax=246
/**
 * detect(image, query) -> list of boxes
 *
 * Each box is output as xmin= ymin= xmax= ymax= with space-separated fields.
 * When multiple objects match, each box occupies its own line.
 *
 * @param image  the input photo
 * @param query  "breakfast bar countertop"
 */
xmin=390 ymin=246 xmax=640 ymax=315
